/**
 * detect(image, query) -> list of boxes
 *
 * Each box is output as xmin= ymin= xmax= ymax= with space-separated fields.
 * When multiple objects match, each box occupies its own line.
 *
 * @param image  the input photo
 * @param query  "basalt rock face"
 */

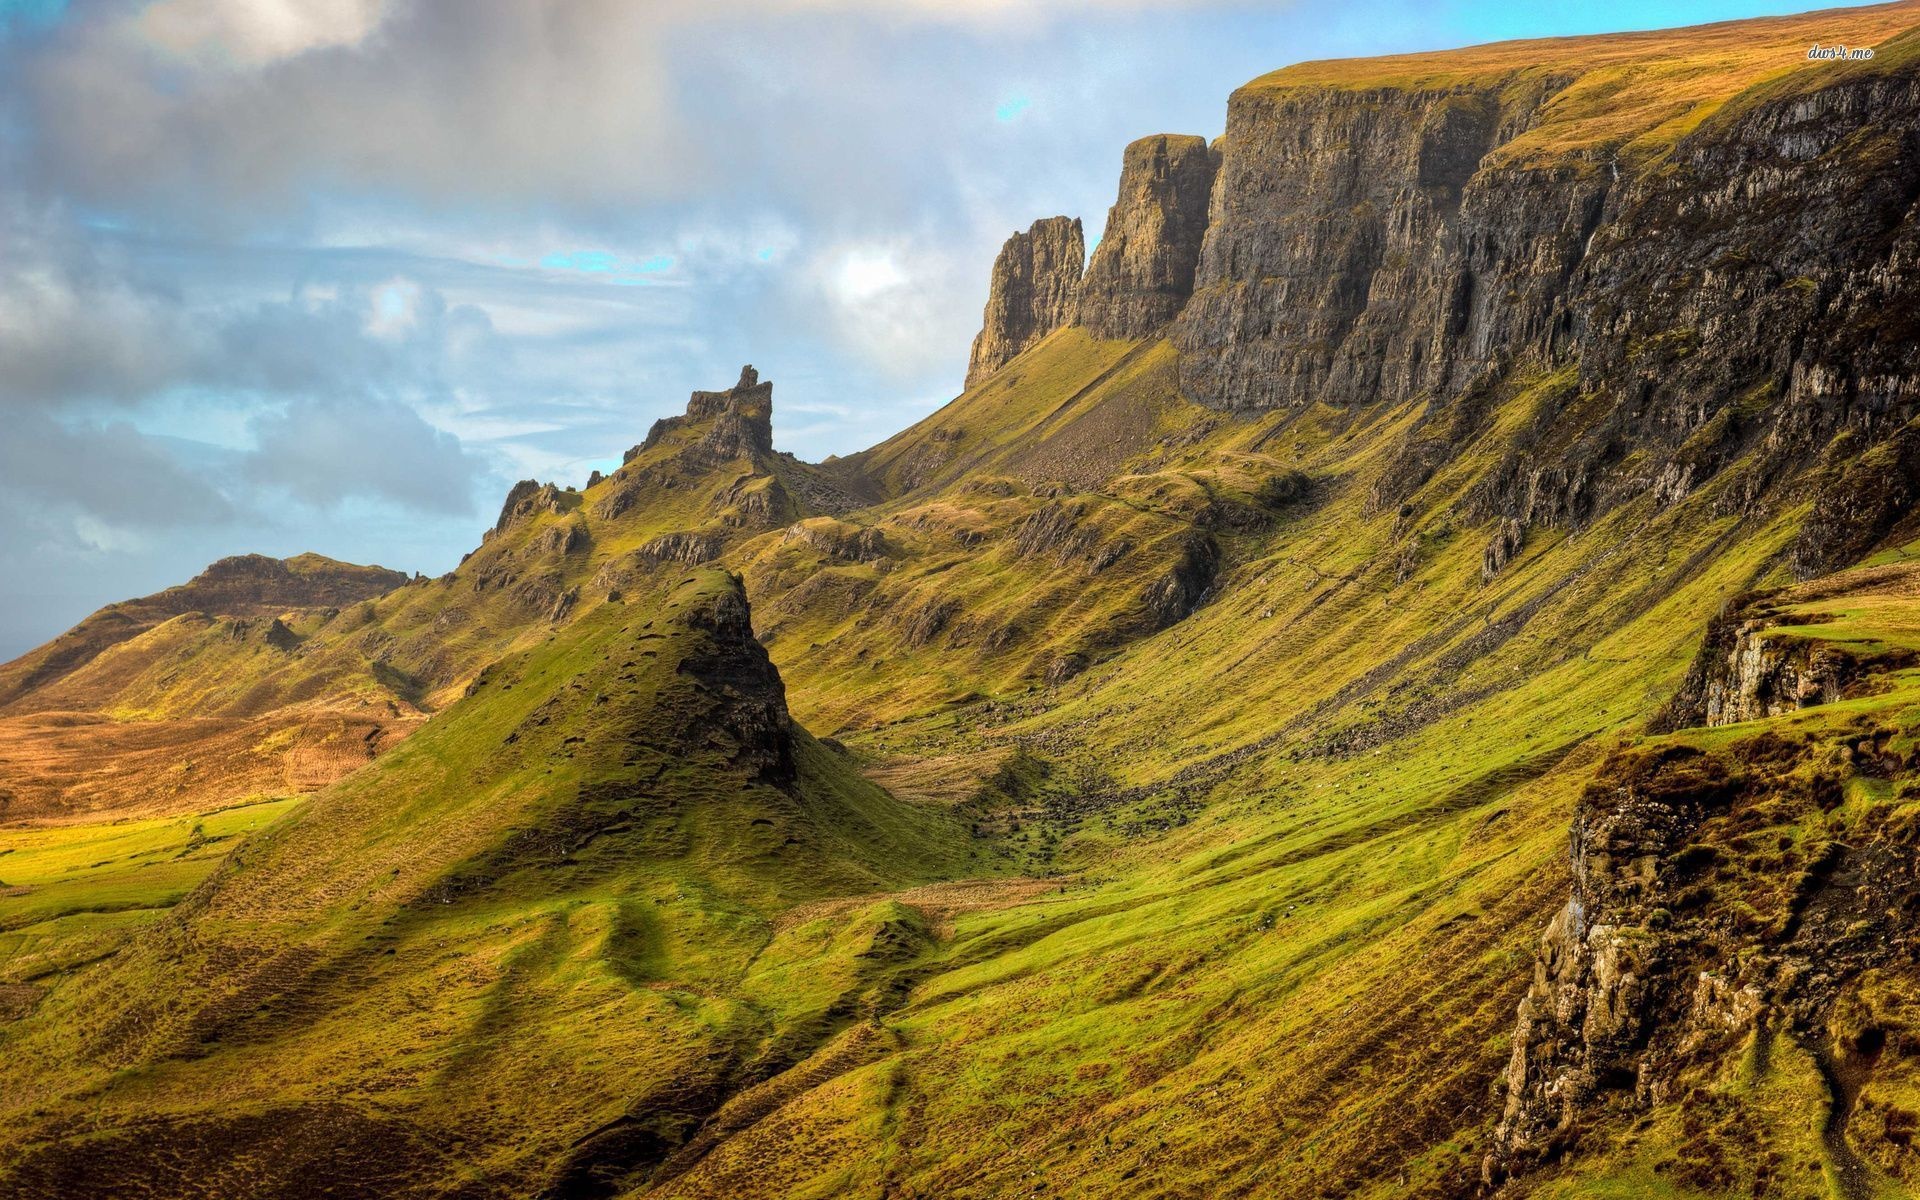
xmin=965 ymin=217 xmax=1085 ymax=389
xmin=1075 ymin=134 xmax=1220 ymax=340
xmin=1174 ymin=51 xmax=1920 ymax=555
xmin=1173 ymin=79 xmax=1561 ymax=412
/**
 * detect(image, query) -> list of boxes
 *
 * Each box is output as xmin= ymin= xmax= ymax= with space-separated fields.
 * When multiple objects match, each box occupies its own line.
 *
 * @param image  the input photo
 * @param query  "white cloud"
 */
xmin=135 ymin=0 xmax=390 ymax=68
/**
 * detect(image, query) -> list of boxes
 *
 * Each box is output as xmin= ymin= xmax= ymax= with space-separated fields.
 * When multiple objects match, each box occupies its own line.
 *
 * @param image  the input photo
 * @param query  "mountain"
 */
xmin=8 ymin=5 xmax=1920 ymax=1198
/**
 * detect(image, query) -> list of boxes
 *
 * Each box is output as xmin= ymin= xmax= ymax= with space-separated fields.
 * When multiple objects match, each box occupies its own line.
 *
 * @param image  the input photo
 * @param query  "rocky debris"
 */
xmin=674 ymin=576 xmax=795 ymax=785
xmin=493 ymin=480 xmax=568 ymax=536
xmin=770 ymin=457 xmax=868 ymax=516
xmin=1076 ymin=134 xmax=1219 ymax=340
xmin=1485 ymin=729 xmax=1920 ymax=1191
xmin=966 ymin=217 xmax=1085 ymax=389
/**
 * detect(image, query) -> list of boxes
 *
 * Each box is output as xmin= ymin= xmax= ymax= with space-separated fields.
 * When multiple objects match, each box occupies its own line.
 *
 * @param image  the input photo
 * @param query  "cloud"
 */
xmin=245 ymin=394 xmax=480 ymax=513
xmin=135 ymin=0 xmax=389 ymax=67
xmin=2 ymin=0 xmax=1411 ymax=658
xmin=0 ymin=206 xmax=205 ymax=406
xmin=8 ymin=0 xmax=692 ymax=223
xmin=0 ymin=412 xmax=235 ymax=529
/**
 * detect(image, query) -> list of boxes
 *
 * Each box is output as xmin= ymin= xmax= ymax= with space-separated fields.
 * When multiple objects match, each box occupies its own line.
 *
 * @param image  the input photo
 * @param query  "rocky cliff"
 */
xmin=1657 ymin=564 xmax=1920 ymax=731
xmin=964 ymin=217 xmax=1085 ymax=388
xmin=1165 ymin=29 xmax=1920 ymax=566
xmin=1076 ymin=134 xmax=1220 ymax=339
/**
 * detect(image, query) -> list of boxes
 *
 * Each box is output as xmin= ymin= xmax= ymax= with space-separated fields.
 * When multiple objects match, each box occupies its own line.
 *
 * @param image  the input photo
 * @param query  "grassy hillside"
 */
xmin=0 ymin=570 xmax=988 ymax=1197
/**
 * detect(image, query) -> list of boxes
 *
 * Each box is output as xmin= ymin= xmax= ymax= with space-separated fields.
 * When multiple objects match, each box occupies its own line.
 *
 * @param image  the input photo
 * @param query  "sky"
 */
xmin=0 ymin=0 xmax=1885 ymax=658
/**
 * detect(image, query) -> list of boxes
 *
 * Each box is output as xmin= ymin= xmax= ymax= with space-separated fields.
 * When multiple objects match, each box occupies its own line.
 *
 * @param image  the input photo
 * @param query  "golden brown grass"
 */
xmin=1245 ymin=0 xmax=1920 ymax=165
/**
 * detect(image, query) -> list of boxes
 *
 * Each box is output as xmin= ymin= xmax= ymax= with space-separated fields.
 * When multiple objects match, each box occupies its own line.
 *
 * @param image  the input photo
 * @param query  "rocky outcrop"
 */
xmin=493 ymin=480 xmax=568 ymax=535
xmin=1656 ymin=585 xmax=1918 ymax=731
xmin=1485 ymin=734 xmax=1920 ymax=1189
xmin=637 ymin=365 xmax=775 ymax=462
xmin=1485 ymin=743 xmax=1744 ymax=1185
xmin=640 ymin=531 xmax=725 ymax=566
xmin=674 ymin=575 xmax=796 ymax=786
xmin=965 ymin=217 xmax=1085 ymax=389
xmin=782 ymin=519 xmax=887 ymax=564
xmin=1076 ymin=134 xmax=1219 ymax=340
xmin=1481 ymin=518 xmax=1524 ymax=581
xmin=1140 ymin=533 xmax=1220 ymax=629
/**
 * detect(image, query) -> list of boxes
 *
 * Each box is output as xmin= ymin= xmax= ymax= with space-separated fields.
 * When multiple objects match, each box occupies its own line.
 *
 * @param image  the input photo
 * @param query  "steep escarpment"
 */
xmin=964 ymin=217 xmax=1085 ymax=388
xmin=1177 ymin=7 xmax=1920 ymax=414
xmin=1175 ymin=77 xmax=1557 ymax=411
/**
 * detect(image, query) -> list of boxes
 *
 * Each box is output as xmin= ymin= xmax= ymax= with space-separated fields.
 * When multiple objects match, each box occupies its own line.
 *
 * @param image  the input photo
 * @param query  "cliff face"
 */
xmin=1173 ymin=80 xmax=1560 ymax=411
xmin=1076 ymin=134 xmax=1220 ymax=340
xmin=1656 ymin=566 xmax=1920 ymax=731
xmin=1171 ymin=36 xmax=1920 ymax=561
xmin=965 ymin=217 xmax=1085 ymax=388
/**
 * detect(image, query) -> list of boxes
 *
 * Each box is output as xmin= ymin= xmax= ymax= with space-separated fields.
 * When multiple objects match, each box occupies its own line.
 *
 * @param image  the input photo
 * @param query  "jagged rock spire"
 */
xmin=1077 ymin=134 xmax=1219 ymax=339
xmin=965 ymin=216 xmax=1085 ymax=390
